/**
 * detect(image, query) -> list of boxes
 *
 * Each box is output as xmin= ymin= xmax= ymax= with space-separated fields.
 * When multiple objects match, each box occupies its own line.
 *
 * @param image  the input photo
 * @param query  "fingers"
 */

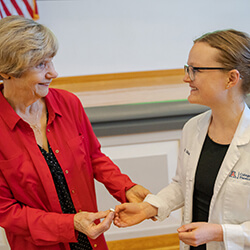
xmin=178 ymin=222 xmax=204 ymax=233
xmin=74 ymin=210 xmax=115 ymax=239
xmin=178 ymin=223 xmax=196 ymax=233
xmin=126 ymin=185 xmax=151 ymax=203
xmin=178 ymin=226 xmax=197 ymax=246
xmin=115 ymin=203 xmax=127 ymax=213
xmin=113 ymin=203 xmax=150 ymax=228
xmin=113 ymin=204 xmax=131 ymax=228
xmin=150 ymin=216 xmax=157 ymax=221
xmin=113 ymin=216 xmax=127 ymax=228
xmin=88 ymin=211 xmax=115 ymax=239
xmin=113 ymin=209 xmax=122 ymax=226
xmin=89 ymin=210 xmax=110 ymax=221
xmin=177 ymin=222 xmax=211 ymax=247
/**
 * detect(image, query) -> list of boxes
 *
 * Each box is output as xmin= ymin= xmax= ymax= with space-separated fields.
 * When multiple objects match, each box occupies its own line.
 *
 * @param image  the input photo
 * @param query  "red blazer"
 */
xmin=0 ymin=85 xmax=135 ymax=249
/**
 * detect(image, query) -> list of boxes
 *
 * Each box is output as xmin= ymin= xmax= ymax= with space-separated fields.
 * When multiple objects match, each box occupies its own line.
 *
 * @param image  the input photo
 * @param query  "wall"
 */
xmin=37 ymin=0 xmax=250 ymax=77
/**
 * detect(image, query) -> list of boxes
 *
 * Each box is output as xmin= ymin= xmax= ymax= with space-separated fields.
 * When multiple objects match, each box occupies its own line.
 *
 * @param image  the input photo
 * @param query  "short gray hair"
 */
xmin=0 ymin=15 xmax=58 ymax=80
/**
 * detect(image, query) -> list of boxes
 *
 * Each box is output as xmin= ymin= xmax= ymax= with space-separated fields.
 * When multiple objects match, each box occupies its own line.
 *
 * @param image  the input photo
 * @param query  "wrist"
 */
xmin=74 ymin=213 xmax=81 ymax=231
xmin=214 ymin=224 xmax=223 ymax=242
xmin=142 ymin=202 xmax=158 ymax=219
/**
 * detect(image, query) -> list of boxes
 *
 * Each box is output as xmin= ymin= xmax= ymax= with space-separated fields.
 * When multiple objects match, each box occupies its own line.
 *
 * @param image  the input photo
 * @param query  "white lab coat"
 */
xmin=145 ymin=103 xmax=250 ymax=250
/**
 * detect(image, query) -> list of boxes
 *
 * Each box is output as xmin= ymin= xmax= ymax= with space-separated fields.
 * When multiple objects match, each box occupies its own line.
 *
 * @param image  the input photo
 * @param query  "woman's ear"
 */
xmin=226 ymin=69 xmax=241 ymax=89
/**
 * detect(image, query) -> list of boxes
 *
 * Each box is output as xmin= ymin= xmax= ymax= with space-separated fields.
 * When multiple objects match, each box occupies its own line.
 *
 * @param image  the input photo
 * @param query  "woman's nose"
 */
xmin=183 ymin=71 xmax=191 ymax=83
xmin=46 ymin=63 xmax=58 ymax=79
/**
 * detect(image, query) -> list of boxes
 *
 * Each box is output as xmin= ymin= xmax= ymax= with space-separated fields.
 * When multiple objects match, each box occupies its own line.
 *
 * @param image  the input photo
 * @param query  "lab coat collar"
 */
xmin=232 ymin=103 xmax=250 ymax=146
xmin=196 ymin=103 xmax=250 ymax=147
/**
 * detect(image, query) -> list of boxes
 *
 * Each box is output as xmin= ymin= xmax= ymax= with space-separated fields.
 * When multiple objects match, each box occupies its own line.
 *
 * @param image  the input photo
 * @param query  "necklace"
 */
xmin=21 ymin=108 xmax=47 ymax=149
xmin=29 ymin=120 xmax=42 ymax=134
xmin=18 ymin=105 xmax=44 ymax=134
xmin=13 ymin=99 xmax=48 ymax=149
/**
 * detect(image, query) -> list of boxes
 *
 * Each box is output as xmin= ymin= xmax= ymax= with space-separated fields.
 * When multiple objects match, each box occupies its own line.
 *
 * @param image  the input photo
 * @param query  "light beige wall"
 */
xmin=37 ymin=0 xmax=250 ymax=78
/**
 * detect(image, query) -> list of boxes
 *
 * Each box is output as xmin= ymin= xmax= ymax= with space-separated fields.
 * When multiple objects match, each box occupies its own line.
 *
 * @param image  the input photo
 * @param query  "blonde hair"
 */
xmin=195 ymin=29 xmax=250 ymax=95
xmin=0 ymin=15 xmax=58 ymax=80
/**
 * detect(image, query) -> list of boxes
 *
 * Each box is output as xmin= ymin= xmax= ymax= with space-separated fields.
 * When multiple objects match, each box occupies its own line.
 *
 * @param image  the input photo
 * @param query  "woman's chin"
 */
xmin=187 ymin=95 xmax=196 ymax=104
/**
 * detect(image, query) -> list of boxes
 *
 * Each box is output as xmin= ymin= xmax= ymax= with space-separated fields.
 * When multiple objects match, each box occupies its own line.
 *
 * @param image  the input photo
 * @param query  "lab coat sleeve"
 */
xmin=222 ymin=222 xmax=250 ymax=250
xmin=144 ymin=181 xmax=184 ymax=221
xmin=144 ymin=133 xmax=186 ymax=221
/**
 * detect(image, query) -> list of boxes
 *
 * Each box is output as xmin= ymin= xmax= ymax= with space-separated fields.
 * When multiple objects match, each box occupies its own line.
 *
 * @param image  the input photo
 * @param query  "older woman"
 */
xmin=114 ymin=29 xmax=250 ymax=250
xmin=0 ymin=16 xmax=150 ymax=250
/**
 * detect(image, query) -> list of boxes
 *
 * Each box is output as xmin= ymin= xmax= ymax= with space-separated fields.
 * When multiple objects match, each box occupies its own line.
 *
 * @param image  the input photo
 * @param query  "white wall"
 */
xmin=37 ymin=0 xmax=250 ymax=77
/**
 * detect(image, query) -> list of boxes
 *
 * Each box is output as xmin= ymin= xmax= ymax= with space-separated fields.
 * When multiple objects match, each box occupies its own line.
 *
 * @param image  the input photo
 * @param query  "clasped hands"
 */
xmin=74 ymin=202 xmax=155 ymax=240
xmin=74 ymin=184 xmax=151 ymax=239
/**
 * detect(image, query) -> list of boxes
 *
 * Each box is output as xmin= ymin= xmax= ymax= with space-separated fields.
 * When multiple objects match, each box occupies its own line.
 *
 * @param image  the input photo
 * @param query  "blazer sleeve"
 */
xmin=0 ymin=170 xmax=77 ymax=245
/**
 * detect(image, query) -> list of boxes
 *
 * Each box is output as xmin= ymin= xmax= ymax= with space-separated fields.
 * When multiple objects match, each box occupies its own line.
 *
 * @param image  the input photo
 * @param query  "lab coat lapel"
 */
xmin=209 ymin=104 xmax=250 ymax=215
xmin=187 ymin=110 xmax=212 ymax=182
xmin=184 ymin=111 xmax=212 ymax=223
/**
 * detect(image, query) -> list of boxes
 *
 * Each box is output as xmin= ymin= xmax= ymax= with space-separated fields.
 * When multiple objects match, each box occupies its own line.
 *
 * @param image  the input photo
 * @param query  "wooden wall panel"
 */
xmin=50 ymin=69 xmax=184 ymax=92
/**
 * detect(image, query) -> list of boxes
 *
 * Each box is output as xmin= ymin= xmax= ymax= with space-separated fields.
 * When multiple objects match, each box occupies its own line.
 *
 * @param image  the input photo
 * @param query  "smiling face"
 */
xmin=184 ymin=42 xmax=229 ymax=108
xmin=0 ymin=16 xmax=58 ymax=81
xmin=2 ymin=57 xmax=58 ymax=105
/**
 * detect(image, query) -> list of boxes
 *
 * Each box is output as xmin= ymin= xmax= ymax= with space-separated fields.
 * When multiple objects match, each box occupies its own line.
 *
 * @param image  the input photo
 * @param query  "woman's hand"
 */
xmin=114 ymin=202 xmax=158 ymax=227
xmin=125 ymin=184 xmax=151 ymax=203
xmin=177 ymin=222 xmax=223 ymax=247
xmin=74 ymin=210 xmax=115 ymax=239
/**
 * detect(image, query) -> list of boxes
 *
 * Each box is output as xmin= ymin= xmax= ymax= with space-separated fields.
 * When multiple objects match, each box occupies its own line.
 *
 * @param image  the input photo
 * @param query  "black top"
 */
xmin=190 ymin=135 xmax=229 ymax=250
xmin=39 ymin=144 xmax=92 ymax=250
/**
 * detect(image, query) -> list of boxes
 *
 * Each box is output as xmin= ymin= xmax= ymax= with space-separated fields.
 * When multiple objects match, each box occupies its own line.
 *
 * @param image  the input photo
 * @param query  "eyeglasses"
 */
xmin=184 ymin=64 xmax=228 ymax=81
